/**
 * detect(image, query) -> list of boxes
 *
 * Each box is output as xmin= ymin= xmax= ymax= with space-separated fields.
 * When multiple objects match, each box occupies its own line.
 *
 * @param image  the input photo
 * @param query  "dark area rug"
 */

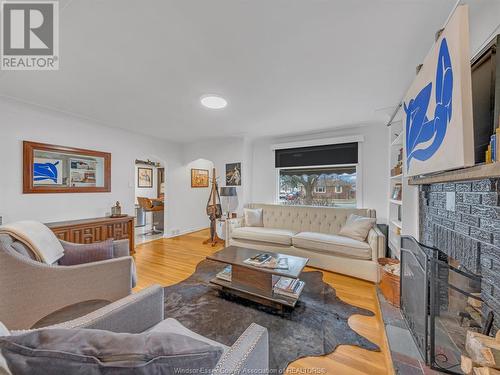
xmin=163 ymin=259 xmax=379 ymax=372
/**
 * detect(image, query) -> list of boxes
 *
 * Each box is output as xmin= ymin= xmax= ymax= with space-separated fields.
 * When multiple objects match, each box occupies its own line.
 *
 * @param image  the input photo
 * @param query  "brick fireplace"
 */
xmin=419 ymin=178 xmax=500 ymax=332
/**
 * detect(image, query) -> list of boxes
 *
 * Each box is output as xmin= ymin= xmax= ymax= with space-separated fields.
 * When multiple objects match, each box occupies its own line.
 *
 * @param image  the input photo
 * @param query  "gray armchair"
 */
xmin=7 ymin=285 xmax=269 ymax=375
xmin=0 ymin=234 xmax=135 ymax=330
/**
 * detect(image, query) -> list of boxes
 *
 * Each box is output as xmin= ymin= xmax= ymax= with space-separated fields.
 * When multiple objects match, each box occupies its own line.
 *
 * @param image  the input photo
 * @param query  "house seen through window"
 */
xmin=278 ymin=166 xmax=356 ymax=208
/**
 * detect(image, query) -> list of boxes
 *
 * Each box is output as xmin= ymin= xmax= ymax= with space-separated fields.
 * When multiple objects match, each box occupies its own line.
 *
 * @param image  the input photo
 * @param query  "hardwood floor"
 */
xmin=133 ymin=229 xmax=394 ymax=375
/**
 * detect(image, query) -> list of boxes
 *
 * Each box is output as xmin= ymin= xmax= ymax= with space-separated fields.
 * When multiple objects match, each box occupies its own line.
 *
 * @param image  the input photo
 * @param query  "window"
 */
xmin=278 ymin=166 xmax=356 ymax=208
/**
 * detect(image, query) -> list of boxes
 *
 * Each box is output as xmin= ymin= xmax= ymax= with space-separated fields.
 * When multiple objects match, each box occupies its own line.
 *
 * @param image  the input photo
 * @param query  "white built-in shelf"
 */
xmin=391 ymin=220 xmax=402 ymax=229
xmin=388 ymin=106 xmax=404 ymax=259
xmin=391 ymin=133 xmax=403 ymax=146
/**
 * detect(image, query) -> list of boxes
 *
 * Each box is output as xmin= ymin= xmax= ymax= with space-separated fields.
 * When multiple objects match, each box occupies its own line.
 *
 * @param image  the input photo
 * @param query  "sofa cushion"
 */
xmin=0 ymin=328 xmax=223 ymax=375
xmin=59 ymin=239 xmax=114 ymax=266
xmin=244 ymin=208 xmax=263 ymax=227
xmin=338 ymin=214 xmax=376 ymax=242
xmin=149 ymin=318 xmax=229 ymax=352
xmin=231 ymin=227 xmax=297 ymax=246
xmin=292 ymin=232 xmax=372 ymax=260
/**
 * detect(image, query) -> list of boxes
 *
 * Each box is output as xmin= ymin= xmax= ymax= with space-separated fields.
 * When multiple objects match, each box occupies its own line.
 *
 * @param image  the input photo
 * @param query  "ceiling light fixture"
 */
xmin=200 ymin=95 xmax=227 ymax=109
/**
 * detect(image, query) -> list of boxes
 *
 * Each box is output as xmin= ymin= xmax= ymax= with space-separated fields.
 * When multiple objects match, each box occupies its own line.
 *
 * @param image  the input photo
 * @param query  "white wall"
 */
xmin=165 ymin=137 xmax=253 ymax=237
xmin=167 ymin=158 xmax=214 ymax=236
xmin=250 ymin=124 xmax=389 ymax=223
xmin=0 ymin=98 xmax=183 ymax=232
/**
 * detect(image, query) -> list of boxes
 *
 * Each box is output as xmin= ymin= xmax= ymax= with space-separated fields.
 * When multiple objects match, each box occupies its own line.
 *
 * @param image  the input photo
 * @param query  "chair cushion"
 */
xmin=292 ymin=232 xmax=372 ymax=260
xmin=59 ymin=239 xmax=114 ymax=266
xmin=244 ymin=208 xmax=263 ymax=227
xmin=0 ymin=328 xmax=223 ymax=375
xmin=232 ymin=227 xmax=297 ymax=246
xmin=338 ymin=214 xmax=376 ymax=242
xmin=149 ymin=319 xmax=229 ymax=352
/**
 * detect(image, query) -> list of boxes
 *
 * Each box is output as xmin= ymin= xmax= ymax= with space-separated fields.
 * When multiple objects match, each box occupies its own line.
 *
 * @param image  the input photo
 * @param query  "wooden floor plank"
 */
xmin=133 ymin=229 xmax=394 ymax=374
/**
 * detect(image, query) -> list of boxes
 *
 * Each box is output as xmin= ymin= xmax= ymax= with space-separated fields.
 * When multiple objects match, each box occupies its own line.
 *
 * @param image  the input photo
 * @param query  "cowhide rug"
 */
xmin=164 ymin=260 xmax=379 ymax=372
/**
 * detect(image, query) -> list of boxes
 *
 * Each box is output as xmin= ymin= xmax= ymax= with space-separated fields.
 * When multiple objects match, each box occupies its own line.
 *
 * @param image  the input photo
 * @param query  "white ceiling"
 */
xmin=0 ymin=0 xmax=460 ymax=142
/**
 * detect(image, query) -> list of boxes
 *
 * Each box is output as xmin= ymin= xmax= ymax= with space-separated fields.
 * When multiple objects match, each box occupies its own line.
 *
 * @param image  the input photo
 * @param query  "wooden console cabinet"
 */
xmin=46 ymin=216 xmax=135 ymax=255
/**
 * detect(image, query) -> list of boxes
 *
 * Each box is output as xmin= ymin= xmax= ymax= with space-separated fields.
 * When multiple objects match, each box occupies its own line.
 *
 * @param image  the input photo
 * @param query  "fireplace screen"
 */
xmin=401 ymin=236 xmax=483 ymax=374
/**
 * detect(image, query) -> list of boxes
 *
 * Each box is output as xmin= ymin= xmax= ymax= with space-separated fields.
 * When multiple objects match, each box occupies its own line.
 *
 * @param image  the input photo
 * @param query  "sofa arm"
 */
xmin=13 ymin=285 xmax=165 ymax=334
xmin=368 ymin=226 xmax=386 ymax=260
xmin=213 ymin=323 xmax=268 ymax=375
xmin=225 ymin=217 xmax=244 ymax=244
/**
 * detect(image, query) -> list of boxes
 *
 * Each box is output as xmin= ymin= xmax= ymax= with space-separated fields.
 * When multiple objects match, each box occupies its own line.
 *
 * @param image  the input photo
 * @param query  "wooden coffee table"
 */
xmin=207 ymin=246 xmax=309 ymax=311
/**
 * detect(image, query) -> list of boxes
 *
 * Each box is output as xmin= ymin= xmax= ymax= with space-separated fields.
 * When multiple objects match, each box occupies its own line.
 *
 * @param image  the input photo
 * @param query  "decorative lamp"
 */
xmin=220 ymin=187 xmax=238 ymax=219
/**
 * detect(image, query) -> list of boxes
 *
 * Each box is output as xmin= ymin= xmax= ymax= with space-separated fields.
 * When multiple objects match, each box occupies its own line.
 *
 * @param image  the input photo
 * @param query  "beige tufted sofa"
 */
xmin=226 ymin=204 xmax=385 ymax=282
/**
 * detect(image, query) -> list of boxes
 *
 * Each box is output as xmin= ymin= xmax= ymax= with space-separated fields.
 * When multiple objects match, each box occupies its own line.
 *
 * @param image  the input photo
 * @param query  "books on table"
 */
xmin=243 ymin=253 xmax=289 ymax=270
xmin=243 ymin=253 xmax=273 ymax=266
xmin=273 ymin=276 xmax=304 ymax=298
xmin=216 ymin=265 xmax=232 ymax=282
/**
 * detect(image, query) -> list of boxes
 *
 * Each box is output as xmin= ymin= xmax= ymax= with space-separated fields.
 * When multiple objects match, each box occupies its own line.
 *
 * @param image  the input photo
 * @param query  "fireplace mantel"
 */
xmin=408 ymin=162 xmax=500 ymax=185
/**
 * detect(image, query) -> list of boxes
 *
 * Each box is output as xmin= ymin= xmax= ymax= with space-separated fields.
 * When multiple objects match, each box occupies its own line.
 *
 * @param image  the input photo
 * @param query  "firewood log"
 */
xmin=462 ymin=355 xmax=479 ymax=374
xmin=473 ymin=367 xmax=500 ymax=375
xmin=466 ymin=331 xmax=500 ymax=369
xmin=468 ymin=293 xmax=482 ymax=309
xmin=496 ymin=330 xmax=500 ymax=342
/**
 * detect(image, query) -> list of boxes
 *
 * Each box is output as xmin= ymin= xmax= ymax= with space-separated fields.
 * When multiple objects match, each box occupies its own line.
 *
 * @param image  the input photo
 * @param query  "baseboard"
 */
xmin=163 ymin=226 xmax=209 ymax=239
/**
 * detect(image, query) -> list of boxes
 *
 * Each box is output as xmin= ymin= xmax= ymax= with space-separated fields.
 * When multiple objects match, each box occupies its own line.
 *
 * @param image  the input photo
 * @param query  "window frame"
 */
xmin=275 ymin=163 xmax=361 ymax=208
xmin=314 ymin=186 xmax=326 ymax=193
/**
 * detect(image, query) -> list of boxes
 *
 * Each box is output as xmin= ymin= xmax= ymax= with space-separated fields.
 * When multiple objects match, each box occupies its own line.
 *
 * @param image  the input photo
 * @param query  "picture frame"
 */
xmin=225 ymin=162 xmax=241 ymax=186
xmin=137 ymin=167 xmax=153 ymax=188
xmin=191 ymin=169 xmax=209 ymax=188
xmin=23 ymin=141 xmax=111 ymax=194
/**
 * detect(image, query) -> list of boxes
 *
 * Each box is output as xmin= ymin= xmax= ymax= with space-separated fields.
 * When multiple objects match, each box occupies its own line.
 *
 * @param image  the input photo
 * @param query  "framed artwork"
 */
xmin=226 ymin=162 xmax=241 ymax=186
xmin=137 ymin=167 xmax=153 ymax=188
xmin=23 ymin=141 xmax=111 ymax=194
xmin=404 ymin=5 xmax=473 ymax=176
xmin=191 ymin=169 xmax=209 ymax=188
xmin=33 ymin=158 xmax=63 ymax=185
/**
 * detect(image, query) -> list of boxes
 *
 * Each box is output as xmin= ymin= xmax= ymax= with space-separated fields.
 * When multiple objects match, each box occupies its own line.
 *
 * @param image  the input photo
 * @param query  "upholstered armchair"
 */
xmin=2 ymin=285 xmax=269 ymax=375
xmin=0 ymin=234 xmax=136 ymax=330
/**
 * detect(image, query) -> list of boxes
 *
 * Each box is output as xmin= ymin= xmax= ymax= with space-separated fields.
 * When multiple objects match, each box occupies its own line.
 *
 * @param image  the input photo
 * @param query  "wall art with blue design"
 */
xmin=403 ymin=5 xmax=474 ymax=177
xmin=33 ymin=158 xmax=63 ymax=185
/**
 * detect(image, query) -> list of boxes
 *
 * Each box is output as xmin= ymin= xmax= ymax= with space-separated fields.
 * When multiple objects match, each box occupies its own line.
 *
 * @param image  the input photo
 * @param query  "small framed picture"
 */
xmin=138 ymin=167 xmax=153 ymax=188
xmin=191 ymin=169 xmax=209 ymax=188
xmin=226 ymin=162 xmax=241 ymax=186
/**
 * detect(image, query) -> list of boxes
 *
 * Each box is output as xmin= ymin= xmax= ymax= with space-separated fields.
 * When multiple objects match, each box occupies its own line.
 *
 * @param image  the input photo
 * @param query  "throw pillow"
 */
xmin=59 ymin=239 xmax=114 ymax=266
xmin=338 ymin=214 xmax=376 ymax=242
xmin=0 ymin=328 xmax=223 ymax=375
xmin=244 ymin=208 xmax=263 ymax=227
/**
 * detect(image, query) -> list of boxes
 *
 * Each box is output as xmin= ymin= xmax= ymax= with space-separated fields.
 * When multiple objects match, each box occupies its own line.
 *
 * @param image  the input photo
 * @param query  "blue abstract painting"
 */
xmin=404 ymin=38 xmax=453 ymax=171
xmin=33 ymin=158 xmax=62 ymax=185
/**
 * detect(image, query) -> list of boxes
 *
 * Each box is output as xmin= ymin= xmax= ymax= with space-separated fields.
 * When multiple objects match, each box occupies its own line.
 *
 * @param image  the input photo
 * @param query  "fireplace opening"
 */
xmin=401 ymin=236 xmax=489 ymax=374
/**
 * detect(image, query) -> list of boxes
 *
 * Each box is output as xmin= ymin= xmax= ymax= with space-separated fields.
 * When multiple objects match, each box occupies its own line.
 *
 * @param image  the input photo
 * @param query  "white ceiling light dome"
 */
xmin=200 ymin=95 xmax=228 ymax=109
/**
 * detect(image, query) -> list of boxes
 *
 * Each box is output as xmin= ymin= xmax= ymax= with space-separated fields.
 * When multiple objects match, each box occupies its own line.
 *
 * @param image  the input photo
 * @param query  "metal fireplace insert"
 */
xmin=400 ymin=236 xmax=486 ymax=374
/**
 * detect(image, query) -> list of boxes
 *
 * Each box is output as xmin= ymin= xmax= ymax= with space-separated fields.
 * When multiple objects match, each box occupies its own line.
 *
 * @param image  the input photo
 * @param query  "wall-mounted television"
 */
xmin=471 ymin=34 xmax=500 ymax=163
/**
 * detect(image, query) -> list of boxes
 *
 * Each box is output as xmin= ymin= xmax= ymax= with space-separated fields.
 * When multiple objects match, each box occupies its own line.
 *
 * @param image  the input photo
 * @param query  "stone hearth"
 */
xmin=419 ymin=178 xmax=500 ymax=331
